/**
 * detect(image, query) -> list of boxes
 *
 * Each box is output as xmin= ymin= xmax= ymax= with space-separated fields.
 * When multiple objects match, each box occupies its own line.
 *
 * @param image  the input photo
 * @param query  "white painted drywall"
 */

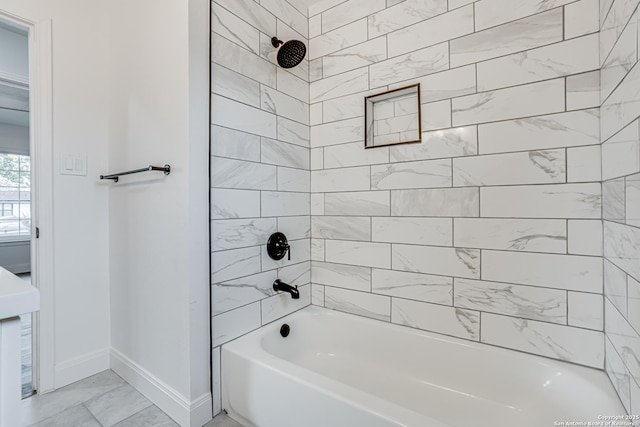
xmin=0 ymin=0 xmax=111 ymax=389
xmin=106 ymin=0 xmax=211 ymax=425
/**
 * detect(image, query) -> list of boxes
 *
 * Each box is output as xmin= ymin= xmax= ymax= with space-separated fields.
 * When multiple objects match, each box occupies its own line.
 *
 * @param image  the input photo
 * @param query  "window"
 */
xmin=0 ymin=153 xmax=30 ymax=240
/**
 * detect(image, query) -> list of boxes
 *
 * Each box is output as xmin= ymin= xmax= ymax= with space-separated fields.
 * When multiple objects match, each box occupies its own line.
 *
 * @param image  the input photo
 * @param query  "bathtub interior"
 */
xmin=224 ymin=306 xmax=625 ymax=426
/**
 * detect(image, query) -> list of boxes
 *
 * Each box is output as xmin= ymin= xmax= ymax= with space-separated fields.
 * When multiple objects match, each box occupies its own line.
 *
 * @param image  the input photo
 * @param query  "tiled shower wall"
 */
xmin=600 ymin=0 xmax=640 ymax=414
xmin=209 ymin=0 xmax=312 ymax=415
xmin=309 ymin=0 xmax=606 ymax=370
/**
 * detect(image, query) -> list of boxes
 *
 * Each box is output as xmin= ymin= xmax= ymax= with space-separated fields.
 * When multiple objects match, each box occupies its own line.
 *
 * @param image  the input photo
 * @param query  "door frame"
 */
xmin=0 ymin=9 xmax=55 ymax=394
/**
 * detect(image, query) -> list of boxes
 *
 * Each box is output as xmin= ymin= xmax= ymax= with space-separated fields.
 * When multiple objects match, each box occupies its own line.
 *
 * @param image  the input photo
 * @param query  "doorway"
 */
xmin=0 ymin=18 xmax=33 ymax=398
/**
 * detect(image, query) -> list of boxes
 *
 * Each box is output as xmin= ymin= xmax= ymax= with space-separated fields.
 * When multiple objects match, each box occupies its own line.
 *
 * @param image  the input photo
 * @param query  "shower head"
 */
xmin=271 ymin=37 xmax=306 ymax=69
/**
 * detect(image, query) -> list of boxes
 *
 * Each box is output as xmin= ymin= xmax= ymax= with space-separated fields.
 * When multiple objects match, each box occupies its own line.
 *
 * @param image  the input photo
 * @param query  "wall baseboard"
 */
xmin=54 ymin=347 xmax=109 ymax=389
xmin=110 ymin=348 xmax=212 ymax=427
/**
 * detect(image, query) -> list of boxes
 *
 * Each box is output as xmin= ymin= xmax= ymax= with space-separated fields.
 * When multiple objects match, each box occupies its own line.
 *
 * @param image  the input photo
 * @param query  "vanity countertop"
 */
xmin=0 ymin=268 xmax=39 ymax=320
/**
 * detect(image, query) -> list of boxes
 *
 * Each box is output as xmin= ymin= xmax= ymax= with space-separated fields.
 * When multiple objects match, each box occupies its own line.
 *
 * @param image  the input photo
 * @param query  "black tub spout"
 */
xmin=273 ymin=279 xmax=300 ymax=299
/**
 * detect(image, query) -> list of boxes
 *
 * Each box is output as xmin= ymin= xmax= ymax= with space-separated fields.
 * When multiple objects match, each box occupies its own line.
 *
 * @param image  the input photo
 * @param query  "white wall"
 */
xmin=107 ymin=0 xmax=211 ymax=425
xmin=0 ymin=0 xmax=111 ymax=389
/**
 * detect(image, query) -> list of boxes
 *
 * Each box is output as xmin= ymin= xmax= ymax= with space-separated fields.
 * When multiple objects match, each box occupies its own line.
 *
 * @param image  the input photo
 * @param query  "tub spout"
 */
xmin=273 ymin=279 xmax=299 ymax=299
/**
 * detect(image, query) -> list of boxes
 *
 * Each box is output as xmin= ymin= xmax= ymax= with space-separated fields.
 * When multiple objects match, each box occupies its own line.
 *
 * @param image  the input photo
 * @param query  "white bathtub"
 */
xmin=222 ymin=306 xmax=625 ymax=427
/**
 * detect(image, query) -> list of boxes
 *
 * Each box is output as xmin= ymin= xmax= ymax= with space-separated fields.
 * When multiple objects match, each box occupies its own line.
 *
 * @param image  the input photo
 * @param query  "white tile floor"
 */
xmin=21 ymin=370 xmax=243 ymax=427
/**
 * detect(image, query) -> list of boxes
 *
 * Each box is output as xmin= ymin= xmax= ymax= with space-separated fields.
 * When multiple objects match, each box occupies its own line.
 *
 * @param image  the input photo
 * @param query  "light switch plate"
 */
xmin=60 ymin=155 xmax=87 ymax=176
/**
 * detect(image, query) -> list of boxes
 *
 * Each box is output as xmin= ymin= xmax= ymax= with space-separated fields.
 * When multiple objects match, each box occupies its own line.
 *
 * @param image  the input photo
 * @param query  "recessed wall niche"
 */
xmin=364 ymin=84 xmax=421 ymax=149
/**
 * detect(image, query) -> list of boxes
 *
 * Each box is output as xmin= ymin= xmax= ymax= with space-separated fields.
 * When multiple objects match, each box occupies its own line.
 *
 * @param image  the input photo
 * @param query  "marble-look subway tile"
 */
xmin=605 ymin=221 xmax=640 ymax=282
xmin=261 ymin=86 xmax=309 ymax=126
xmin=212 ymin=218 xmax=277 ymax=251
xmin=370 ymin=43 xmax=449 ymax=89
xmin=372 ymin=217 xmax=452 ymax=246
xmin=311 ymin=283 xmax=325 ymax=306
xmin=453 ymin=150 xmax=566 ymax=187
xmin=212 ymin=34 xmax=276 ymax=88
xmin=211 ymin=157 xmax=276 ymax=191
xmin=325 ymin=191 xmax=391 ymax=216
xmin=211 ymin=189 xmax=261 ymax=220
xmin=309 ymin=0 xmax=348 ymax=16
xmin=278 ymin=167 xmax=310 ymax=193
xmin=601 ymin=14 xmax=637 ymax=102
xmin=277 ymin=68 xmax=309 ymax=103
xmin=261 ymin=138 xmax=309 ymax=170
xmin=211 ymin=246 xmax=262 ymax=283
xmin=605 ymin=337 xmax=632 ymax=413
xmin=603 ymin=178 xmax=626 ymax=222
xmin=604 ymin=258 xmax=628 ymax=317
xmin=474 ymin=0 xmax=573 ymax=31
xmin=321 ymin=0 xmax=386 ymax=33
xmin=421 ymin=99 xmax=452 ymax=131
xmin=479 ymin=109 xmax=600 ymax=154
xmin=311 ymin=166 xmax=370 ymax=193
xmin=452 ymin=79 xmax=565 ymax=126
xmin=605 ymin=298 xmax=640 ymax=385
xmin=565 ymin=0 xmax=599 ymax=39
xmin=568 ymin=291 xmax=603 ymax=331
xmin=277 ymin=217 xmax=311 ymax=243
xmin=211 ymin=63 xmax=261 ymax=108
xmin=311 ymin=239 xmax=325 ymax=261
xmin=261 ymin=192 xmax=310 ymax=217
xmin=325 ymin=240 xmax=391 ymax=269
xmin=476 ymin=34 xmax=599 ymax=92
xmin=261 ymin=0 xmax=308 ymax=37
xmin=454 ymin=218 xmax=566 ymax=253
xmin=393 ymin=245 xmax=480 ymax=279
xmin=451 ymin=9 xmax=564 ymax=67
xmin=454 ymin=278 xmax=567 ymax=324
xmin=309 ymin=14 xmax=321 ymax=38
xmin=568 ymin=220 xmax=603 ymax=256
xmin=322 ymin=37 xmax=387 ymax=78
xmin=372 ymin=269 xmax=453 ymax=305
xmin=311 ymin=193 xmax=324 ymax=216
xmin=480 ymin=183 xmax=602 ymax=219
xmin=311 ymin=67 xmax=369 ymax=103
xmin=322 ymin=90 xmax=374 ymax=122
xmin=311 ymin=117 xmax=364 ymax=147
xmin=215 ymin=0 xmax=276 ymax=35
xmin=325 ymin=286 xmax=391 ymax=321
xmin=310 ymin=103 xmax=323 ymax=125
xmin=391 ymin=187 xmax=478 ymax=217
xmin=392 ymin=298 xmax=480 ymax=340
xmin=310 ymin=19 xmax=367 ymax=60
xmin=482 ymin=250 xmax=603 ymax=293
xmin=324 ymin=141 xmax=389 ymax=169
xmin=602 ymin=62 xmax=640 ymax=142
xmin=212 ymin=302 xmax=261 ymax=347
xmin=212 ymin=2 xmax=260 ymax=54
xmin=602 ymin=120 xmax=640 ymax=181
xmin=449 ymin=0 xmax=475 ymax=7
xmin=371 ymin=159 xmax=452 ymax=190
xmin=628 ymin=276 xmax=640 ymax=334
xmin=566 ymin=71 xmax=600 ymax=111
xmin=388 ymin=65 xmax=476 ymax=105
xmin=212 ymin=95 xmax=276 ymax=139
xmin=262 ymin=284 xmax=311 ymax=324
xmin=368 ymin=0 xmax=447 ymax=39
xmin=390 ymin=127 xmax=478 ymax=161
xmin=481 ymin=313 xmax=604 ymax=368
xmin=278 ymin=117 xmax=310 ymax=147
xmin=387 ymin=6 xmax=474 ymax=57
xmin=311 ymin=148 xmax=323 ymax=170
xmin=211 ymin=125 xmax=261 ymax=162
xmin=567 ymin=144 xmax=601 ymax=183
xmin=628 ymin=174 xmax=640 ymax=227
xmin=212 ymin=271 xmax=277 ymax=315
xmin=600 ymin=0 xmax=640 ymax=65
xmin=312 ymin=261 xmax=371 ymax=291
xmin=312 ymin=216 xmax=371 ymax=241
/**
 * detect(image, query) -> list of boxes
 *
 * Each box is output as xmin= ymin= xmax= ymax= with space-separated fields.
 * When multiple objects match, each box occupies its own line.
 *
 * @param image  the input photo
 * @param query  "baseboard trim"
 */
xmin=110 ymin=348 xmax=212 ymax=427
xmin=54 ymin=348 xmax=110 ymax=389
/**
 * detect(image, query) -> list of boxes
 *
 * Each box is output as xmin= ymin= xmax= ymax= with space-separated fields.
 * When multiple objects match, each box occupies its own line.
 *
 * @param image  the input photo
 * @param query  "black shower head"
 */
xmin=271 ymin=37 xmax=306 ymax=69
